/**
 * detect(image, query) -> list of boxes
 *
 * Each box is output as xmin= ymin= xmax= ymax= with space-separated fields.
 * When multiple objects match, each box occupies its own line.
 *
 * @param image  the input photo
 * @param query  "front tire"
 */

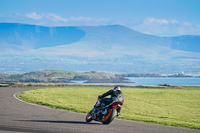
xmin=102 ymin=108 xmax=117 ymax=124
xmin=85 ymin=109 xmax=93 ymax=122
xmin=86 ymin=113 xmax=93 ymax=122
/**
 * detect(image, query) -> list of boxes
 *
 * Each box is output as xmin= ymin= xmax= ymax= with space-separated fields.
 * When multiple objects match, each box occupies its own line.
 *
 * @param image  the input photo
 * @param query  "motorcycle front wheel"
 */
xmin=85 ymin=109 xmax=93 ymax=122
xmin=101 ymin=108 xmax=117 ymax=124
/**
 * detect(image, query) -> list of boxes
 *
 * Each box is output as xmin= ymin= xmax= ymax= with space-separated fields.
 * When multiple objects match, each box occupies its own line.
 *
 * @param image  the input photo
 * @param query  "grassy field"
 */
xmin=17 ymin=86 xmax=200 ymax=129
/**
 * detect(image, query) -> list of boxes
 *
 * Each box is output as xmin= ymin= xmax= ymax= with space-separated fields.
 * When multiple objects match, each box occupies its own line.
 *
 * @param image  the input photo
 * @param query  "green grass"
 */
xmin=17 ymin=86 xmax=200 ymax=129
xmin=0 ymin=83 xmax=9 ymax=87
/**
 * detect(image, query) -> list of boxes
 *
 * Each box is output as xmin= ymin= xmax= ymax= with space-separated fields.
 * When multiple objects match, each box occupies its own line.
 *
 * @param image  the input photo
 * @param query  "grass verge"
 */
xmin=17 ymin=86 xmax=200 ymax=129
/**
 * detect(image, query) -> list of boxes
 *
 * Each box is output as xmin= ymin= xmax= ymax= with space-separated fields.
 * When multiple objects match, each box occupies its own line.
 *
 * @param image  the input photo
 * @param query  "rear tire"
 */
xmin=102 ymin=108 xmax=117 ymax=124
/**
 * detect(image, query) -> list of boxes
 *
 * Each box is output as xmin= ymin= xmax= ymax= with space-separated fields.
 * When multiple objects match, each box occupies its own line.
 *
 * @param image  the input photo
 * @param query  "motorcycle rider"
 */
xmin=98 ymin=86 xmax=124 ymax=116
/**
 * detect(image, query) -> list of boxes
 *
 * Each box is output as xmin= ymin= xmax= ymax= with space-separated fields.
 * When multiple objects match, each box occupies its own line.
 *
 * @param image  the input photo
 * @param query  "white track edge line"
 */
xmin=13 ymin=92 xmax=85 ymax=115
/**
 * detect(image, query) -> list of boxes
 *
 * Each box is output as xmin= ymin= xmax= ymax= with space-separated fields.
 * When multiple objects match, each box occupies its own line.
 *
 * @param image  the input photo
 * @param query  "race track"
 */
xmin=0 ymin=87 xmax=199 ymax=133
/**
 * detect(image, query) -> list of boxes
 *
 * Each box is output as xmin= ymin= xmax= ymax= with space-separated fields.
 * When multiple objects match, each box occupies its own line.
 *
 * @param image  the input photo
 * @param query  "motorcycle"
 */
xmin=85 ymin=98 xmax=123 ymax=124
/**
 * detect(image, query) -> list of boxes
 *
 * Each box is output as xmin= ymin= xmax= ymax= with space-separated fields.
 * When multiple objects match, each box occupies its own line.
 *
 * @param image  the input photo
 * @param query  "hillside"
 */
xmin=0 ymin=70 xmax=127 ymax=83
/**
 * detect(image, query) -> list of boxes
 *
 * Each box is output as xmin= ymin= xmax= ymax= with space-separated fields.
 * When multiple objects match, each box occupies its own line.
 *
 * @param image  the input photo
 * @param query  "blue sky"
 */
xmin=0 ymin=0 xmax=200 ymax=36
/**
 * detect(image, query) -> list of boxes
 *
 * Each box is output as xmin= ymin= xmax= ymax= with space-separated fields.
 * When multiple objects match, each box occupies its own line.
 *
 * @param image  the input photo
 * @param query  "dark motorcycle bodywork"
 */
xmin=86 ymin=98 xmax=123 ymax=124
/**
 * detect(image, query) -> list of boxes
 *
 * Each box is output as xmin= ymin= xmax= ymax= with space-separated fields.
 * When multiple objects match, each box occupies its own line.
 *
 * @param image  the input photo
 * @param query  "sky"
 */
xmin=0 ymin=0 xmax=200 ymax=36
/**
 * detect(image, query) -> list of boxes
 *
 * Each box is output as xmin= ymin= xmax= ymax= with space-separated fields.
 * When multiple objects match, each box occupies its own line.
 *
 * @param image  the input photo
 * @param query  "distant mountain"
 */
xmin=169 ymin=35 xmax=200 ymax=53
xmin=0 ymin=23 xmax=85 ymax=49
xmin=0 ymin=23 xmax=200 ymax=74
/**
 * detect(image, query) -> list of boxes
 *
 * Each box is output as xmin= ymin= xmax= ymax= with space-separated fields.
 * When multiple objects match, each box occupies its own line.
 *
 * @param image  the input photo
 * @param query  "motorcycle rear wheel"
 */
xmin=101 ymin=108 xmax=117 ymax=124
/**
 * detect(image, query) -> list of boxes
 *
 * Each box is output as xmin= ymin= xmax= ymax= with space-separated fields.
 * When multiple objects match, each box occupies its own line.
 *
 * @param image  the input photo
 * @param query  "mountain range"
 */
xmin=0 ymin=23 xmax=200 ymax=74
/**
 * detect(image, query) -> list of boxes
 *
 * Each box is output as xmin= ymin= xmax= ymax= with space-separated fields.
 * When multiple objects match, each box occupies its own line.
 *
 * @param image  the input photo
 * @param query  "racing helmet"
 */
xmin=113 ymin=86 xmax=121 ymax=91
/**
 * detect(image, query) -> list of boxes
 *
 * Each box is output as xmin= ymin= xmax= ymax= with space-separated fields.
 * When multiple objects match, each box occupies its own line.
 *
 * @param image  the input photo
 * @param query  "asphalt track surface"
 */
xmin=0 ymin=87 xmax=199 ymax=133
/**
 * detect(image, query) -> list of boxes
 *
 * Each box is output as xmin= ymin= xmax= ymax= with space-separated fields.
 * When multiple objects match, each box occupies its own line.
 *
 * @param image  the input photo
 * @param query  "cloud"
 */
xmin=132 ymin=17 xmax=200 ymax=36
xmin=143 ymin=17 xmax=169 ymax=25
xmin=142 ymin=17 xmax=180 ymax=26
xmin=68 ymin=16 xmax=93 ymax=21
xmin=132 ymin=17 xmax=171 ymax=36
xmin=23 ymin=12 xmax=107 ymax=25
xmin=25 ymin=12 xmax=42 ymax=20
xmin=25 ymin=12 xmax=67 ymax=22
xmin=183 ymin=22 xmax=191 ymax=26
xmin=45 ymin=13 xmax=67 ymax=22
xmin=177 ymin=23 xmax=200 ymax=35
xmin=170 ymin=19 xmax=179 ymax=24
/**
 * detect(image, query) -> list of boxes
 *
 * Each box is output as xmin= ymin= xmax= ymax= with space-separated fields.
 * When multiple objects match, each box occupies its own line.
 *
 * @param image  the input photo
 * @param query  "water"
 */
xmin=71 ymin=80 xmax=87 ymax=83
xmin=71 ymin=77 xmax=200 ymax=86
xmin=126 ymin=77 xmax=200 ymax=86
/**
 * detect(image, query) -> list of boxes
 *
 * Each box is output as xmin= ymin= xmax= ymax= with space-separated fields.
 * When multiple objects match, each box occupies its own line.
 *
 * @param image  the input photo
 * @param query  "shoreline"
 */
xmin=1 ymin=82 xmax=199 ymax=88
